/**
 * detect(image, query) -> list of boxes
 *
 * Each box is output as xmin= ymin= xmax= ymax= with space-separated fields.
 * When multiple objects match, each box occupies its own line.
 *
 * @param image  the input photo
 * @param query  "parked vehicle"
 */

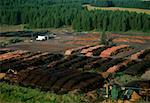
xmin=36 ymin=33 xmax=56 ymax=41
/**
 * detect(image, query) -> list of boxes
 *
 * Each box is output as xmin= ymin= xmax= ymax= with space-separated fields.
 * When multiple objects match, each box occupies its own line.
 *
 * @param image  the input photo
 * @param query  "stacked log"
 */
xmin=0 ymin=50 xmax=28 ymax=61
xmin=99 ymin=58 xmax=123 ymax=72
xmin=130 ymin=49 xmax=150 ymax=60
xmin=65 ymin=45 xmax=91 ymax=55
xmin=81 ymin=45 xmax=104 ymax=54
xmin=0 ymin=48 xmax=12 ymax=54
xmin=69 ymin=57 xmax=97 ymax=69
xmin=124 ymin=61 xmax=150 ymax=75
xmin=100 ymin=45 xmax=129 ymax=57
xmin=112 ymin=38 xmax=145 ymax=44
xmin=54 ymin=56 xmax=87 ymax=70
xmin=85 ymin=46 xmax=106 ymax=57
xmin=84 ymin=58 xmax=110 ymax=70
xmin=106 ymin=59 xmax=133 ymax=73
xmin=47 ymin=55 xmax=78 ymax=68
xmin=0 ymin=52 xmax=41 ymax=72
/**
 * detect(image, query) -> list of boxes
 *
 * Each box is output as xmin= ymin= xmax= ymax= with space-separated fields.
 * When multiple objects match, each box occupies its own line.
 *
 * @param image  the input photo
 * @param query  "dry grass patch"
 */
xmin=84 ymin=5 xmax=150 ymax=15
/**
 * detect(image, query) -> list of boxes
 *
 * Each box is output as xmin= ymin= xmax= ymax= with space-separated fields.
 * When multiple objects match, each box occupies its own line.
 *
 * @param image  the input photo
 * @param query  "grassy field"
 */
xmin=0 ymin=25 xmax=73 ymax=33
xmin=84 ymin=5 xmax=150 ymax=15
xmin=112 ymin=31 xmax=150 ymax=36
xmin=0 ymin=82 xmax=89 ymax=103
xmin=0 ymin=25 xmax=25 ymax=32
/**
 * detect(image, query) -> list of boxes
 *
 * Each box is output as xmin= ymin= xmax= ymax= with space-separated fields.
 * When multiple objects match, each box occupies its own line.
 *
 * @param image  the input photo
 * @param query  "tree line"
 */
xmin=91 ymin=0 xmax=150 ymax=9
xmin=1 ymin=0 xmax=149 ymax=9
xmin=0 ymin=1 xmax=150 ymax=32
xmin=72 ymin=9 xmax=150 ymax=32
xmin=0 ymin=0 xmax=88 ymax=6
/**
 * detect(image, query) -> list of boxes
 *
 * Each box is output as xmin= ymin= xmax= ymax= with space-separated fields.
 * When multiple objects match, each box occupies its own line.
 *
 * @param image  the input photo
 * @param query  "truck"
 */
xmin=36 ymin=33 xmax=56 ymax=41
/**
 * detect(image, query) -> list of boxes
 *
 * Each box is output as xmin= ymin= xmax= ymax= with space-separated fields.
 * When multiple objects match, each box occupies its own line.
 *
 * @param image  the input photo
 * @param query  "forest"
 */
xmin=92 ymin=0 xmax=150 ymax=9
xmin=1 ymin=0 xmax=149 ymax=9
xmin=0 ymin=0 xmax=150 ymax=32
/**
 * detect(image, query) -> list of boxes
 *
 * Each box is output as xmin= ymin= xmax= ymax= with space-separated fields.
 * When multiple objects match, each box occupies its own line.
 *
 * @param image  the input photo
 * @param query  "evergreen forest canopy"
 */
xmin=0 ymin=0 xmax=150 ymax=32
xmin=91 ymin=0 xmax=150 ymax=9
xmin=1 ymin=0 xmax=150 ymax=9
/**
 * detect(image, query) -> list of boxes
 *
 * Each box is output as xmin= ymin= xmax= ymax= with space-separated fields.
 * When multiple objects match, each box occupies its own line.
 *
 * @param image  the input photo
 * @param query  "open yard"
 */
xmin=1 ymin=32 xmax=99 ymax=53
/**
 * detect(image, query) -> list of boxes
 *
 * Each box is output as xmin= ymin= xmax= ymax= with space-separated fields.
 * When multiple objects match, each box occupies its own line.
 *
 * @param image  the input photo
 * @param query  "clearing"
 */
xmin=84 ymin=5 xmax=150 ymax=15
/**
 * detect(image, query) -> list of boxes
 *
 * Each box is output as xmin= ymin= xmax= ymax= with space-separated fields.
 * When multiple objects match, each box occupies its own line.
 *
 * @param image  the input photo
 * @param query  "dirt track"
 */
xmin=1 ymin=31 xmax=150 ymax=54
xmin=5 ymin=33 xmax=99 ymax=53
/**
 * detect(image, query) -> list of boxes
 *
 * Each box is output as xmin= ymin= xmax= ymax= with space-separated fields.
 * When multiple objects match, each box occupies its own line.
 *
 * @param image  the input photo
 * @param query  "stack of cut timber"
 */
xmin=81 ymin=45 xmax=104 ymax=54
xmin=65 ymin=45 xmax=90 ymax=55
xmin=100 ymin=45 xmax=129 ymax=57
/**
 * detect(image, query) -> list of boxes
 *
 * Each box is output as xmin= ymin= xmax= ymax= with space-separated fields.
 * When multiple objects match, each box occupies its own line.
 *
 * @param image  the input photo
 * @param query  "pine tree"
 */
xmin=121 ymin=17 xmax=127 ymax=32
xmin=81 ymin=14 xmax=91 ymax=31
xmin=100 ymin=31 xmax=108 ymax=45
xmin=103 ymin=16 xmax=108 ymax=31
xmin=72 ymin=15 xmax=81 ymax=32
xmin=143 ymin=18 xmax=149 ymax=32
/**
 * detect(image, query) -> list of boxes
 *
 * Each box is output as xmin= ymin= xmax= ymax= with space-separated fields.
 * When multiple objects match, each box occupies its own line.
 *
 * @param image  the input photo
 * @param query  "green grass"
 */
xmin=112 ymin=31 xmax=150 ymax=36
xmin=0 ymin=25 xmax=25 ymax=32
xmin=0 ymin=24 xmax=74 ymax=33
xmin=0 ymin=37 xmax=23 ymax=47
xmin=0 ymin=82 xmax=88 ymax=103
xmin=123 ymin=33 xmax=150 ymax=36
xmin=113 ymin=73 xmax=141 ymax=85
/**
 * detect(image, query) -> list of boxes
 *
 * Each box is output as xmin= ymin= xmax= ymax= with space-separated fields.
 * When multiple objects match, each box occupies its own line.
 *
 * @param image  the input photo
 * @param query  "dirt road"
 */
xmin=5 ymin=32 xmax=99 ymax=53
